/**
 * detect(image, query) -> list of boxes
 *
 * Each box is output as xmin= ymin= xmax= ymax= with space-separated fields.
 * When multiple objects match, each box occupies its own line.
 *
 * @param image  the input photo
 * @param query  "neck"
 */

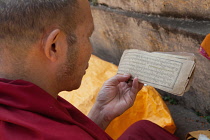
xmin=0 ymin=48 xmax=60 ymax=99
xmin=0 ymin=59 xmax=59 ymax=99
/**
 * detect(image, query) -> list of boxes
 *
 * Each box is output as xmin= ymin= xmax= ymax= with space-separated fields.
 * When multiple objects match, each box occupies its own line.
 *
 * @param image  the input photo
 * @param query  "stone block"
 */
xmin=90 ymin=5 xmax=210 ymax=115
xmin=97 ymin=0 xmax=210 ymax=19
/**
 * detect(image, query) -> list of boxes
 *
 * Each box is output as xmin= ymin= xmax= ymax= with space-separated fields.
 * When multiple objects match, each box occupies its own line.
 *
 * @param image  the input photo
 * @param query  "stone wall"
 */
xmin=97 ymin=0 xmax=210 ymax=19
xmin=90 ymin=1 xmax=210 ymax=115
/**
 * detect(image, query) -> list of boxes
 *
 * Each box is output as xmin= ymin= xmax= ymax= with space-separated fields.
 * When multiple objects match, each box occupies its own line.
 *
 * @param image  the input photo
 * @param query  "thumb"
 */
xmin=105 ymin=74 xmax=131 ymax=86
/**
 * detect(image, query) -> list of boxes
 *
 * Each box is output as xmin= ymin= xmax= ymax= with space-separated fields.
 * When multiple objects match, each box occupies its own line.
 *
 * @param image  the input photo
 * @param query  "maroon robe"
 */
xmin=118 ymin=120 xmax=179 ymax=140
xmin=0 ymin=78 xmax=179 ymax=140
xmin=0 ymin=79 xmax=112 ymax=140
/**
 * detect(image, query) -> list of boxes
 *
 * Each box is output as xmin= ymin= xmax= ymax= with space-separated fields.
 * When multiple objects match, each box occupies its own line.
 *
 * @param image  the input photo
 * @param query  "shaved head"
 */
xmin=0 ymin=0 xmax=94 ymax=96
xmin=0 ymin=0 xmax=79 ymax=52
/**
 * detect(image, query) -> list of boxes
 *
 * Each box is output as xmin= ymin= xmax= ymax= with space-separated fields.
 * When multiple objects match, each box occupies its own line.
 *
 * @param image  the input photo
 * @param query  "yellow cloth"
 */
xmin=201 ymin=34 xmax=210 ymax=56
xmin=59 ymin=55 xmax=176 ymax=139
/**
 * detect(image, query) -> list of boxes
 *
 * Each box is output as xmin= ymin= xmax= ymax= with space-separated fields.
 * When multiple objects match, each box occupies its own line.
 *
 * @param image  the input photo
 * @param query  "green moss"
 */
xmin=195 ymin=111 xmax=210 ymax=123
xmin=204 ymin=116 xmax=210 ymax=123
xmin=162 ymin=95 xmax=178 ymax=105
xmin=88 ymin=0 xmax=98 ymax=6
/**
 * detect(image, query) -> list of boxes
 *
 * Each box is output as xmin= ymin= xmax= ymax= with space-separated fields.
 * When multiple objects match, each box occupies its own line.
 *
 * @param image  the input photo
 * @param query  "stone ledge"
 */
xmin=97 ymin=0 xmax=210 ymax=20
xmin=90 ymin=5 xmax=210 ymax=115
xmin=91 ymin=5 xmax=210 ymax=37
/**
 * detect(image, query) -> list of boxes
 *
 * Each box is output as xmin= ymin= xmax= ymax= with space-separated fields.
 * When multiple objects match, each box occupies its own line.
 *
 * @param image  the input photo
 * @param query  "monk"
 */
xmin=0 ymin=0 xmax=179 ymax=139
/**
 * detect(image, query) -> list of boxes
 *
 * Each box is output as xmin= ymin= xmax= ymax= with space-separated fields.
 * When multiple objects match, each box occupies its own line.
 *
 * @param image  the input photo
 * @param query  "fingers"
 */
xmin=105 ymin=74 xmax=144 ymax=94
xmin=127 ymin=80 xmax=133 ymax=87
xmin=131 ymin=77 xmax=144 ymax=94
xmin=105 ymin=74 xmax=131 ymax=86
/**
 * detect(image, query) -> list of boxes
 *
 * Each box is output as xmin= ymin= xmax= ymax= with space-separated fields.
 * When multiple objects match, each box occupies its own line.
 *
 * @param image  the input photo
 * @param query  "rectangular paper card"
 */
xmin=117 ymin=49 xmax=196 ymax=96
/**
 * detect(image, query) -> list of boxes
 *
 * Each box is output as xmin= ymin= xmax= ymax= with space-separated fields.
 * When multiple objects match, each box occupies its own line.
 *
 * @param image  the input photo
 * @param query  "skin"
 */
xmin=0 ymin=0 xmax=144 ymax=130
xmin=88 ymin=75 xmax=143 ymax=129
xmin=0 ymin=0 xmax=94 ymax=98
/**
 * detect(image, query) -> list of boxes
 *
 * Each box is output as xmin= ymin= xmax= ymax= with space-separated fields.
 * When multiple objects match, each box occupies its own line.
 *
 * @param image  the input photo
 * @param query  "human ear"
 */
xmin=44 ymin=29 xmax=61 ymax=62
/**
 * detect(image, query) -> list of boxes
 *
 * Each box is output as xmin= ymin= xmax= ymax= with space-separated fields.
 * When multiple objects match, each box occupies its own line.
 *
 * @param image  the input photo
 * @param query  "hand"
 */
xmin=88 ymin=74 xmax=144 ymax=129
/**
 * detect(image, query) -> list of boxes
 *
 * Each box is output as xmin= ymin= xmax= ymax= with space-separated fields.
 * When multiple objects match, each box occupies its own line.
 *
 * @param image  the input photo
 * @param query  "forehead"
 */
xmin=76 ymin=0 xmax=94 ymax=33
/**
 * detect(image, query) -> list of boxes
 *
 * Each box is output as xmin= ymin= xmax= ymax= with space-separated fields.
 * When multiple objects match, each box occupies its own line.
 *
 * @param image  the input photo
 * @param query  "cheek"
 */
xmin=80 ymin=40 xmax=92 ymax=58
xmin=84 ymin=40 xmax=93 ymax=59
xmin=74 ymin=36 xmax=92 ymax=65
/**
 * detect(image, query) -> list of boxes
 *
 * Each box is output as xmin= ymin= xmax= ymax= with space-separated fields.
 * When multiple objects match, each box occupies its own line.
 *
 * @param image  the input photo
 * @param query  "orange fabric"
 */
xmin=201 ymin=34 xmax=210 ymax=56
xmin=105 ymin=86 xmax=176 ymax=139
xmin=59 ymin=55 xmax=176 ymax=139
xmin=200 ymin=34 xmax=210 ymax=59
xmin=59 ymin=55 xmax=117 ymax=115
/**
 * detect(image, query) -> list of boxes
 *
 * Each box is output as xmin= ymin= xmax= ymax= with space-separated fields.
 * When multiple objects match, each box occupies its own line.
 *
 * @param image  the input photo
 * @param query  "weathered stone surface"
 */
xmin=98 ymin=0 xmax=210 ymax=19
xmin=90 ymin=5 xmax=210 ymax=115
xmin=168 ymin=104 xmax=210 ymax=139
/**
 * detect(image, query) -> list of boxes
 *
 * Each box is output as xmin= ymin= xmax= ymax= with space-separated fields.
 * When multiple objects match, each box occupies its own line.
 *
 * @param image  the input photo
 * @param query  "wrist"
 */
xmin=88 ymin=104 xmax=111 ymax=130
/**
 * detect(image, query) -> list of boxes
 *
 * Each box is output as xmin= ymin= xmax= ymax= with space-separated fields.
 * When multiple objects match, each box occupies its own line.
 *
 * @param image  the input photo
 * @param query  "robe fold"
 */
xmin=0 ymin=78 xmax=112 ymax=140
xmin=0 ymin=78 xmax=179 ymax=140
xmin=118 ymin=120 xmax=179 ymax=140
